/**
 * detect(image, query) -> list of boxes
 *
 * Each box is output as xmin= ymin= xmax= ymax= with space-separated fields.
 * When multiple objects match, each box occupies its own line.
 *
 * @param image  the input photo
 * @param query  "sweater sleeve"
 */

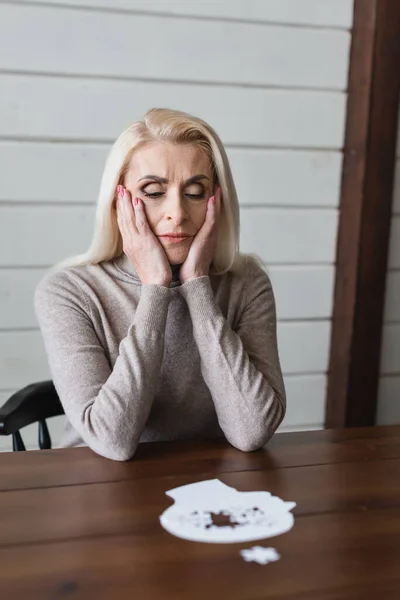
xmin=178 ymin=258 xmax=286 ymax=452
xmin=34 ymin=270 xmax=173 ymax=461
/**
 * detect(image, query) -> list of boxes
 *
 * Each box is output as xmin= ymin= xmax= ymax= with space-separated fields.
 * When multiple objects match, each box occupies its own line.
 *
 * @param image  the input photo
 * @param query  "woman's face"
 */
xmin=124 ymin=141 xmax=214 ymax=265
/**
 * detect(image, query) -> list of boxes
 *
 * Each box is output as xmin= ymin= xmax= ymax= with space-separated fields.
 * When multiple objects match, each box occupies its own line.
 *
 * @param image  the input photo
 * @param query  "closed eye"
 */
xmin=143 ymin=191 xmax=206 ymax=200
xmin=186 ymin=193 xmax=206 ymax=200
xmin=143 ymin=191 xmax=163 ymax=198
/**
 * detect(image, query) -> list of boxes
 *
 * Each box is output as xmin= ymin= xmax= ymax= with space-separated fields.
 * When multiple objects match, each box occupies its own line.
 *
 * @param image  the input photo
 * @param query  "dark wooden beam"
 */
xmin=326 ymin=0 xmax=400 ymax=428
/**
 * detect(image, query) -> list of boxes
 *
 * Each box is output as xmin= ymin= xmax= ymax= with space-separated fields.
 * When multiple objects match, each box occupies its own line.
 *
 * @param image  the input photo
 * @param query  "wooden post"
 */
xmin=326 ymin=0 xmax=400 ymax=428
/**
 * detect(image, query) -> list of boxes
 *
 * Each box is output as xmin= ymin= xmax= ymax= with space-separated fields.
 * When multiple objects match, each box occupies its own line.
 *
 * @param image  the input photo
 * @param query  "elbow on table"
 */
xmin=104 ymin=446 xmax=136 ymax=462
xmin=226 ymin=424 xmax=273 ymax=452
xmin=81 ymin=407 xmax=139 ymax=461
xmin=229 ymin=402 xmax=286 ymax=453
xmin=230 ymin=433 xmax=271 ymax=453
xmin=86 ymin=436 xmax=139 ymax=462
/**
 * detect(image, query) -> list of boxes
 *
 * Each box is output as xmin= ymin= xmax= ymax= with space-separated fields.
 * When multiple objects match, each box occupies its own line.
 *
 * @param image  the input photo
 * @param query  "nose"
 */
xmin=165 ymin=190 xmax=189 ymax=226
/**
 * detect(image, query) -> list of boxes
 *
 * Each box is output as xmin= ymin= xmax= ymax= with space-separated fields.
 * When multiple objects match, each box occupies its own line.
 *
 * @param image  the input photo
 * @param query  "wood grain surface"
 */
xmin=0 ymin=426 xmax=399 ymax=599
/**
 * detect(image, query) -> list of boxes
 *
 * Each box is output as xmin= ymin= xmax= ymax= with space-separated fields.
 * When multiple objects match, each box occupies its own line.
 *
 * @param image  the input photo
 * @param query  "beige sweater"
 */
xmin=34 ymin=253 xmax=286 ymax=461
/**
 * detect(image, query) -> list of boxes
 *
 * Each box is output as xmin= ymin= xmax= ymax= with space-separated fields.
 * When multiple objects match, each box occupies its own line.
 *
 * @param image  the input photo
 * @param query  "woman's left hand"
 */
xmin=179 ymin=186 xmax=221 ymax=283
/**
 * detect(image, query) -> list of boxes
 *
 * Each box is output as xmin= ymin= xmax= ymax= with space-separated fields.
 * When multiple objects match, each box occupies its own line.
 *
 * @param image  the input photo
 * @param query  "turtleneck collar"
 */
xmin=112 ymin=253 xmax=182 ymax=288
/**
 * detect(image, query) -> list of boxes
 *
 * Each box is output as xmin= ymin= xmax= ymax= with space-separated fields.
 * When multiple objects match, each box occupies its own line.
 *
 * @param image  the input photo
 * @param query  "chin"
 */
xmin=166 ymin=249 xmax=189 ymax=265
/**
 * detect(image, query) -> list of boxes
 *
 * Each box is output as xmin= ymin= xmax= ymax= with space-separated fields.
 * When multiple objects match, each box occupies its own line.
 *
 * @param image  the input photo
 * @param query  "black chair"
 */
xmin=0 ymin=381 xmax=64 ymax=451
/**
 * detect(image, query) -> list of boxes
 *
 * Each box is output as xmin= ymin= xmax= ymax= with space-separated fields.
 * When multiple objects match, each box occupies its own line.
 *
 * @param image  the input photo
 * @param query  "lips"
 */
xmin=159 ymin=234 xmax=191 ymax=238
xmin=158 ymin=234 xmax=192 ymax=244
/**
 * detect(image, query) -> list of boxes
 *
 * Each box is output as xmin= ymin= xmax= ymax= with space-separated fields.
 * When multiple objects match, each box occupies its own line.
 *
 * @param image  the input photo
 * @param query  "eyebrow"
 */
xmin=137 ymin=174 xmax=210 ymax=184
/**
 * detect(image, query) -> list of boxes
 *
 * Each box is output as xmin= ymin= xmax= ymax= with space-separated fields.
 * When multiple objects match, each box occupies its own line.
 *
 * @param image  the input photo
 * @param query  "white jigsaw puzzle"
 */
xmin=240 ymin=546 xmax=281 ymax=565
xmin=159 ymin=478 xmax=296 ymax=544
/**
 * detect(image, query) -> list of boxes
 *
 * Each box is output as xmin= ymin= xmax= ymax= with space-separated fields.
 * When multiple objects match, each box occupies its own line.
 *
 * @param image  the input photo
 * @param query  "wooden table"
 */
xmin=0 ymin=425 xmax=399 ymax=600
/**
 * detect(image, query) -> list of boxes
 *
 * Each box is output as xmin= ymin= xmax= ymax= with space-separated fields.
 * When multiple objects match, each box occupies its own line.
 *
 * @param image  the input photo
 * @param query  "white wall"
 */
xmin=0 ymin=0 xmax=354 ymax=450
xmin=377 ymin=114 xmax=400 ymax=425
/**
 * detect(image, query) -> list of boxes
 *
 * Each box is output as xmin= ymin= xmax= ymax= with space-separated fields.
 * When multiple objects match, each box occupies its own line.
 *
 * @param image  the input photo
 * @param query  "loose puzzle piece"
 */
xmin=240 ymin=546 xmax=281 ymax=565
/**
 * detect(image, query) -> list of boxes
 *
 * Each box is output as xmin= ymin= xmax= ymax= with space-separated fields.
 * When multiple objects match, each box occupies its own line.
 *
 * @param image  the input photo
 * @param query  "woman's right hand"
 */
xmin=116 ymin=185 xmax=172 ymax=287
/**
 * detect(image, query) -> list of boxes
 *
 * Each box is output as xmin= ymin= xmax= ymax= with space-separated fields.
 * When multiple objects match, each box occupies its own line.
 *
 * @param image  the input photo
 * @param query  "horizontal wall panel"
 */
xmin=0 ymin=142 xmax=108 ymax=203
xmin=280 ymin=374 xmax=326 ymax=428
xmin=0 ymin=321 xmax=329 ymax=388
xmin=0 ymin=206 xmax=338 ymax=267
xmin=388 ymin=216 xmax=400 ymax=269
xmin=278 ymin=321 xmax=330 ymax=374
xmin=278 ymin=424 xmax=323 ymax=433
xmin=0 ymin=142 xmax=343 ymax=208
xmin=240 ymin=208 xmax=338 ymax=264
xmin=0 ymin=206 xmax=94 ymax=267
xmin=0 ymin=268 xmax=46 ymax=329
xmin=0 ymin=5 xmax=351 ymax=90
xmin=17 ymin=0 xmax=354 ymax=28
xmin=0 ymin=75 xmax=347 ymax=148
xmin=376 ymin=377 xmax=400 ymax=426
xmin=226 ymin=150 xmax=342 ymax=207
xmin=383 ymin=270 xmax=400 ymax=323
xmin=380 ymin=324 xmax=400 ymax=375
xmin=268 ymin=266 xmax=334 ymax=320
xmin=0 ymin=265 xmax=334 ymax=329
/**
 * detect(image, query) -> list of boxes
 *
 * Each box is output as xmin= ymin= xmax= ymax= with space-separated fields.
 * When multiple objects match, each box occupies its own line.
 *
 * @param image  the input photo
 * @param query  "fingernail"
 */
xmin=134 ymin=197 xmax=139 ymax=206
xmin=210 ymin=195 xmax=216 ymax=205
xmin=117 ymin=185 xmax=125 ymax=198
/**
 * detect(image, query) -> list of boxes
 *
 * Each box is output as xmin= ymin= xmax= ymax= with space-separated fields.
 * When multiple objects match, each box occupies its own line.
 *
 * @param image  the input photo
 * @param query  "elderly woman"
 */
xmin=35 ymin=108 xmax=286 ymax=461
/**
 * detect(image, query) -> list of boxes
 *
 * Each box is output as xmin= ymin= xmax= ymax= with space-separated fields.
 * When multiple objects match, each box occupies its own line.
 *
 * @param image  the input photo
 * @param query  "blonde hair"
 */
xmin=54 ymin=108 xmax=245 ymax=274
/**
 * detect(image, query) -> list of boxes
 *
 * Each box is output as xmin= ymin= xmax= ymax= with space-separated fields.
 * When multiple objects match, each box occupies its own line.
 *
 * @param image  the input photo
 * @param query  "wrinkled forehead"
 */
xmin=125 ymin=141 xmax=213 ymax=184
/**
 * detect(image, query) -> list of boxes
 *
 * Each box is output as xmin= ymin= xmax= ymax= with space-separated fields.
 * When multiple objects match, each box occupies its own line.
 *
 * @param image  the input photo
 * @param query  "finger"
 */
xmin=214 ymin=185 xmax=222 ymax=217
xmin=116 ymin=196 xmax=123 ymax=227
xmin=115 ymin=193 xmax=126 ymax=230
xmin=204 ymin=194 xmax=217 ymax=226
xmin=120 ymin=187 xmax=138 ymax=233
xmin=133 ymin=197 xmax=150 ymax=231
